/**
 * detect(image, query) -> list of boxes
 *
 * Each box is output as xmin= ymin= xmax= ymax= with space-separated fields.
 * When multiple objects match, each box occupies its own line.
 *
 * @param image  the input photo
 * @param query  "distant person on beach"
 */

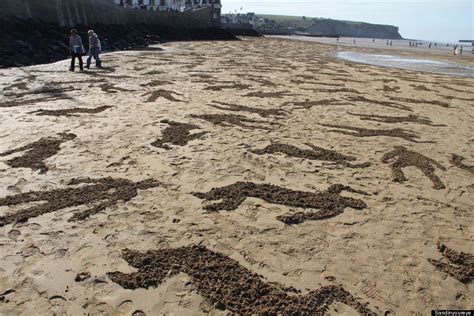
xmin=86 ymin=30 xmax=102 ymax=69
xmin=390 ymin=41 xmax=392 ymax=46
xmin=69 ymin=29 xmax=84 ymax=72
xmin=460 ymin=46 xmax=463 ymax=55
xmin=454 ymin=45 xmax=458 ymax=56
xmin=353 ymin=39 xmax=356 ymax=44
xmin=429 ymin=43 xmax=432 ymax=48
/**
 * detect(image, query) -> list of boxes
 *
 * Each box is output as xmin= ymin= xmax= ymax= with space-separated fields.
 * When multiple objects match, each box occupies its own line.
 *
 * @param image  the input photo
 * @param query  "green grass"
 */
xmin=257 ymin=14 xmax=315 ymax=28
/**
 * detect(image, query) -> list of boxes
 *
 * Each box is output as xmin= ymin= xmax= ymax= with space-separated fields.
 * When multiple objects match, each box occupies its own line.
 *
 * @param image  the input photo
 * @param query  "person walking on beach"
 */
xmin=454 ymin=45 xmax=458 ymax=56
xmin=86 ymin=30 xmax=102 ymax=69
xmin=69 ymin=29 xmax=84 ymax=72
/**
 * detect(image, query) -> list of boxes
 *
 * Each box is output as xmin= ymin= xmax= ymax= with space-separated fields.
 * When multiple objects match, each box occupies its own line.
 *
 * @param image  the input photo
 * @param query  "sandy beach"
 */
xmin=0 ymin=36 xmax=473 ymax=315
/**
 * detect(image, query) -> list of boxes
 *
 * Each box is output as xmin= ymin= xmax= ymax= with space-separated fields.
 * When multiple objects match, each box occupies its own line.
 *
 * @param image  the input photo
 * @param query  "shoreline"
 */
xmin=271 ymin=35 xmax=474 ymax=61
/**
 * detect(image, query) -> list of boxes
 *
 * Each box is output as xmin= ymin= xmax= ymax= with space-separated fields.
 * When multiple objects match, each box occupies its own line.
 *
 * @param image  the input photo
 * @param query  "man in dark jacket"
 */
xmin=86 ymin=30 xmax=102 ymax=69
xmin=69 ymin=29 xmax=84 ymax=72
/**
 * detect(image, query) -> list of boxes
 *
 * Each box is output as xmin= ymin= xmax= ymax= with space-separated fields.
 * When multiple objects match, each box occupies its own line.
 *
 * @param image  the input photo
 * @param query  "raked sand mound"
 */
xmin=0 ymin=37 xmax=473 ymax=315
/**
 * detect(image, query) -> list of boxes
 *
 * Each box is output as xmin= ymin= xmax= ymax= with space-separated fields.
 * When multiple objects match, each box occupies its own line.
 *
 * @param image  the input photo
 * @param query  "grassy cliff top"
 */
xmin=257 ymin=14 xmax=315 ymax=28
xmin=254 ymin=14 xmax=393 ymax=28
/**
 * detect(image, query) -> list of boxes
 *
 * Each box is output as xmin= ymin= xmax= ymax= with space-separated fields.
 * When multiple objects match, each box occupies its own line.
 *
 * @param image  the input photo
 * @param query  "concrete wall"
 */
xmin=0 ymin=0 xmax=220 ymax=29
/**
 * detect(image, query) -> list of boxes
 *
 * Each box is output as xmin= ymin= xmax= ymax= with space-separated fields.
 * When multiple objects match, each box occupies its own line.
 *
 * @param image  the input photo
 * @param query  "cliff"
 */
xmin=308 ymin=19 xmax=402 ymax=39
xmin=252 ymin=15 xmax=402 ymax=39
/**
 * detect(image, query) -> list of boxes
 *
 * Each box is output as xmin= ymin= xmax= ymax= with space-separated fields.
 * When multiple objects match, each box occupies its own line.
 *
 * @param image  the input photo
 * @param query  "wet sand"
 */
xmin=0 ymin=37 xmax=473 ymax=315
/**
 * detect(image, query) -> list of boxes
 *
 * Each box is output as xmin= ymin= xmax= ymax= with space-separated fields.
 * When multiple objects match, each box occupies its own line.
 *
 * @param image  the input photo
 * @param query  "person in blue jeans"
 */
xmin=86 ymin=30 xmax=102 ymax=69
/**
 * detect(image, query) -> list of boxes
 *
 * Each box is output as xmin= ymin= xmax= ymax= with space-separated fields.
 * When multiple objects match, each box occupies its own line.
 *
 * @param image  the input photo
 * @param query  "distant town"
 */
xmin=113 ymin=0 xmax=221 ymax=11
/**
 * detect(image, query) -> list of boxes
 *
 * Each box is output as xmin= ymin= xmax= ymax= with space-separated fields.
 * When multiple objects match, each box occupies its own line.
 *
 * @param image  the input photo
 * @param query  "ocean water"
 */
xmin=336 ymin=51 xmax=474 ymax=78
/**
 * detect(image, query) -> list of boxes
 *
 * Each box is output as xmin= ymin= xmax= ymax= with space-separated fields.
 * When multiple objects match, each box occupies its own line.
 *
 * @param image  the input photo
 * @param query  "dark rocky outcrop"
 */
xmin=0 ymin=17 xmax=235 ymax=68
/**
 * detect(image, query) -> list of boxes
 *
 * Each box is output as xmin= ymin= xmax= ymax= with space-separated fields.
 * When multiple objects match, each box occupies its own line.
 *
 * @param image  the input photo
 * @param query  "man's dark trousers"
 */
xmin=70 ymin=53 xmax=84 ymax=71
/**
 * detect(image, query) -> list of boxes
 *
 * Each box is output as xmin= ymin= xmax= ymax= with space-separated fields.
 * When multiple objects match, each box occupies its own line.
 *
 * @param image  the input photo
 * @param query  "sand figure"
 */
xmin=151 ymin=120 xmax=207 ymax=150
xmin=107 ymin=245 xmax=376 ymax=315
xmin=98 ymin=83 xmax=135 ymax=93
xmin=428 ymin=243 xmax=473 ymax=283
xmin=389 ymin=96 xmax=449 ymax=108
xmin=283 ymin=98 xmax=347 ymax=109
xmin=190 ymin=114 xmax=273 ymax=130
xmin=139 ymin=80 xmax=173 ymax=87
xmin=0 ymin=177 xmax=160 ymax=227
xmin=193 ymin=182 xmax=368 ymax=224
xmin=247 ymin=76 xmax=278 ymax=87
xmin=209 ymin=101 xmax=286 ymax=118
xmin=450 ymin=154 xmax=474 ymax=174
xmin=311 ymin=87 xmax=361 ymax=94
xmin=411 ymin=84 xmax=433 ymax=92
xmin=348 ymin=112 xmax=445 ymax=126
xmin=30 ymin=106 xmax=112 ymax=117
xmin=0 ymin=133 xmax=77 ymax=173
xmin=321 ymin=124 xmax=431 ymax=143
xmin=204 ymin=83 xmax=252 ymax=91
xmin=4 ymin=73 xmax=37 ymax=92
xmin=244 ymin=91 xmax=294 ymax=98
xmin=0 ymin=95 xmax=73 ymax=108
xmin=142 ymin=89 xmax=184 ymax=102
xmin=251 ymin=143 xmax=370 ymax=168
xmin=378 ymin=85 xmax=401 ymax=93
xmin=291 ymin=79 xmax=344 ymax=87
xmin=382 ymin=146 xmax=446 ymax=189
xmin=4 ymin=85 xmax=77 ymax=98
xmin=344 ymin=95 xmax=412 ymax=111
xmin=2 ymin=83 xmax=77 ymax=105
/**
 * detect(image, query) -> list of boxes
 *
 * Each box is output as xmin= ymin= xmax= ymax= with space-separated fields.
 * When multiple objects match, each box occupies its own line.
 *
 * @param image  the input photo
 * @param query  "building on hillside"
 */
xmin=114 ymin=0 xmax=221 ymax=12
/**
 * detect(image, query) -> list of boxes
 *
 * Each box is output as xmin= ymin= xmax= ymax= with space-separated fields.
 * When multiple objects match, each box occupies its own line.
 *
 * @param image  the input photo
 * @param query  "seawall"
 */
xmin=0 ymin=0 xmax=220 ymax=29
xmin=0 ymin=0 xmax=233 ymax=68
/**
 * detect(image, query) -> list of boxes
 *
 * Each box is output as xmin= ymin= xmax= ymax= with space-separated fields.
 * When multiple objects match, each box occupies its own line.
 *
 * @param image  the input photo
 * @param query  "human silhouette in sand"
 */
xmin=0 ymin=177 xmax=160 ymax=226
xmin=107 ymin=245 xmax=376 ymax=315
xmin=193 ymin=182 xmax=368 ymax=224
xmin=382 ymin=146 xmax=445 ymax=189
xmin=428 ymin=243 xmax=473 ymax=283
xmin=0 ymin=133 xmax=76 ymax=173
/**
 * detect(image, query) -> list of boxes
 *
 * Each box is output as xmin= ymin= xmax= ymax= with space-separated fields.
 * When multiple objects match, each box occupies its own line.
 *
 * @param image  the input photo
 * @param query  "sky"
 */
xmin=221 ymin=0 xmax=473 ymax=42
